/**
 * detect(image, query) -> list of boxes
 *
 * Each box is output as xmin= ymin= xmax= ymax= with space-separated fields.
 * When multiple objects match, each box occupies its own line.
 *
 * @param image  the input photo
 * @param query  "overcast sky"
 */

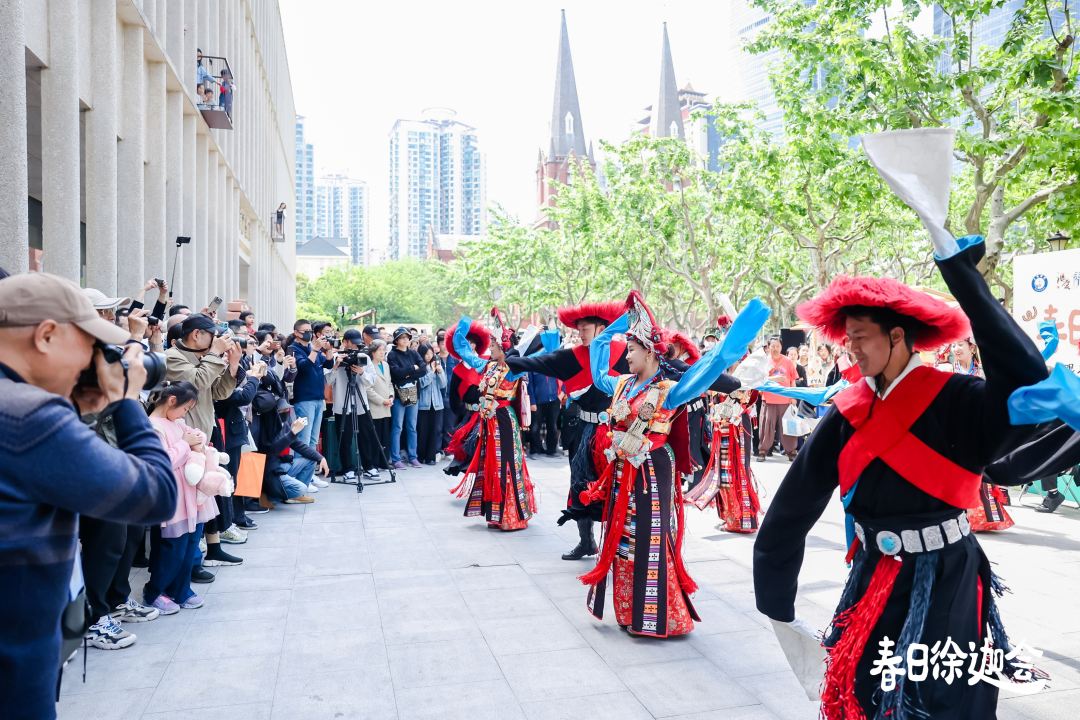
xmin=278 ymin=0 xmax=744 ymax=253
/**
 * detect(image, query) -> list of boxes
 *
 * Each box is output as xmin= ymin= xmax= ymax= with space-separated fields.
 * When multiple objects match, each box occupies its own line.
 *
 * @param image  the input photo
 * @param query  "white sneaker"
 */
xmin=343 ymin=470 xmax=358 ymax=481
xmin=312 ymin=478 xmax=330 ymax=488
xmin=220 ymin=525 xmax=247 ymax=544
xmin=362 ymin=469 xmax=380 ymax=479
xmin=86 ymin=615 xmax=136 ymax=650
xmin=306 ymin=482 xmax=321 ymax=493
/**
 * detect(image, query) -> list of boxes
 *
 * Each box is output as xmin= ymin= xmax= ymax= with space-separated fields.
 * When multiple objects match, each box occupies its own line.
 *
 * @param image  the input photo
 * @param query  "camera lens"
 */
xmin=142 ymin=352 xmax=167 ymax=390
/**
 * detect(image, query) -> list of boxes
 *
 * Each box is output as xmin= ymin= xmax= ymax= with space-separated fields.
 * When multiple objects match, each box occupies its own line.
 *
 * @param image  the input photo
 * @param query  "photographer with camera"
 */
xmin=166 ymin=314 xmax=244 ymax=574
xmin=329 ymin=330 xmax=380 ymax=481
xmin=387 ymin=327 xmax=426 ymax=469
xmin=416 ymin=342 xmax=447 ymax=465
xmin=0 ymin=273 xmax=177 ymax=720
xmin=288 ymin=319 xmax=335 ymax=461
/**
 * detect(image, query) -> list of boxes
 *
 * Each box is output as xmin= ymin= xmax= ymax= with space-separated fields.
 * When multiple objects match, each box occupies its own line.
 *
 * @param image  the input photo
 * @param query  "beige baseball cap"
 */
xmin=82 ymin=287 xmax=131 ymax=310
xmin=0 ymin=272 xmax=130 ymax=344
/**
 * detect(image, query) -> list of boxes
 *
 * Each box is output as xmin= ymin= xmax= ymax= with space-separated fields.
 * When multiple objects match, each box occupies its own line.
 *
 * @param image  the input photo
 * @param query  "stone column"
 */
xmin=83 ymin=0 xmax=119 ymax=292
xmin=166 ymin=0 xmax=183 ymax=72
xmin=164 ymin=91 xmax=183 ymax=299
xmin=181 ymin=114 xmax=197 ymax=304
xmin=195 ymin=133 xmax=208 ymax=305
xmin=143 ymin=62 xmax=167 ymax=284
xmin=39 ymin=0 xmax=82 ymax=282
xmin=116 ymin=25 xmax=146 ymax=296
xmin=206 ymin=150 xmax=218 ymax=298
xmin=0 ymin=0 xmax=29 ymax=274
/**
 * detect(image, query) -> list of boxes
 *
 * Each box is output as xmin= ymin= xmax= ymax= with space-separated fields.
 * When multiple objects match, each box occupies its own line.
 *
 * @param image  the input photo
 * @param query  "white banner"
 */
xmin=1012 ymin=249 xmax=1080 ymax=373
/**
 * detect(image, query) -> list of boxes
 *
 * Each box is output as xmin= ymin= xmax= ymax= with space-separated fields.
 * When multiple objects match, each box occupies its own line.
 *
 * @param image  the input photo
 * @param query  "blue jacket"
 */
xmin=0 ymin=364 xmax=177 ymax=719
xmin=289 ymin=341 xmax=332 ymax=402
xmin=528 ymin=371 xmax=560 ymax=405
xmin=418 ymin=365 xmax=446 ymax=410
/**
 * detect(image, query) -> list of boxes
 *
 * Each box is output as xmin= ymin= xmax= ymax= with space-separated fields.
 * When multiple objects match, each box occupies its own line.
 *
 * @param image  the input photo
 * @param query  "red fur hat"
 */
xmin=446 ymin=320 xmax=491 ymax=360
xmin=716 ymin=314 xmax=732 ymax=329
xmin=797 ymin=276 xmax=970 ymax=351
xmin=664 ymin=330 xmax=701 ymax=363
xmin=557 ymin=300 xmax=625 ymax=328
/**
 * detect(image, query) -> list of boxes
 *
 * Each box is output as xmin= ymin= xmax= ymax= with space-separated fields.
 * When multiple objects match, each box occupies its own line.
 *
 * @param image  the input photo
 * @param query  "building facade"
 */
xmin=0 ymin=0 xmax=297 ymax=323
xmin=314 ymin=173 xmax=368 ymax=265
xmin=732 ymin=1 xmax=785 ymax=138
xmin=295 ymin=114 xmax=316 ymax=245
xmin=388 ymin=109 xmax=486 ymax=260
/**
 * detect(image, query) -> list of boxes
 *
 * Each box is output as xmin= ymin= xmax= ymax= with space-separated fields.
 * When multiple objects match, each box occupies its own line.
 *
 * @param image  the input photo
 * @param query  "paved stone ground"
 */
xmin=57 ymin=453 xmax=1080 ymax=719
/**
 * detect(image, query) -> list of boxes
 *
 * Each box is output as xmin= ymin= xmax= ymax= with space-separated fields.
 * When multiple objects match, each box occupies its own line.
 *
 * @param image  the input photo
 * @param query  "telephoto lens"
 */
xmin=78 ymin=343 xmax=167 ymax=391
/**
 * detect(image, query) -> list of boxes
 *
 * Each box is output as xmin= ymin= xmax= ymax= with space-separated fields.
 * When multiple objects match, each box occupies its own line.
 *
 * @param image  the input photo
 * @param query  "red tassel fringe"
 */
xmin=579 ymin=464 xmax=632 ymax=586
xmin=821 ymin=555 xmax=902 ymax=720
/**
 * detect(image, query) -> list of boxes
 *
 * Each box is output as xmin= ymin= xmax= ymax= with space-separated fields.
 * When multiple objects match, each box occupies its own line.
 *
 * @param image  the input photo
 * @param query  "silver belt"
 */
xmin=579 ymin=410 xmax=602 ymax=424
xmin=465 ymin=403 xmax=480 ymax=412
xmin=687 ymin=399 xmax=705 ymax=413
xmin=854 ymin=513 xmax=971 ymax=556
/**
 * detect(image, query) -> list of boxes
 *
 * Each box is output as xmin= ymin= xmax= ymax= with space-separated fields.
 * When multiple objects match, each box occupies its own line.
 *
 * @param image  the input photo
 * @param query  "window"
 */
xmin=565 ymin=112 xmax=574 ymax=135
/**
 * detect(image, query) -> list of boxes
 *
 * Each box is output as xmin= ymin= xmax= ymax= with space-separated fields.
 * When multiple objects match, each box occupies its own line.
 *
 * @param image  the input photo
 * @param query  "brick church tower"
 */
xmin=536 ymin=10 xmax=594 ymax=220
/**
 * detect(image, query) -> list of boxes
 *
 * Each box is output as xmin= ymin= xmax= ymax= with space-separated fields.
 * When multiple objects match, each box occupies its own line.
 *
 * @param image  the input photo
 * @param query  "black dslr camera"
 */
xmin=78 ymin=342 xmax=167 ymax=391
xmin=340 ymin=349 xmax=369 ymax=368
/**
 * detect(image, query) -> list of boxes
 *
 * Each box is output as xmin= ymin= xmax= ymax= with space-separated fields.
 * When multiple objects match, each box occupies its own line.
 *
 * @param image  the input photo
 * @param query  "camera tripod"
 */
xmin=332 ymin=369 xmax=396 ymax=493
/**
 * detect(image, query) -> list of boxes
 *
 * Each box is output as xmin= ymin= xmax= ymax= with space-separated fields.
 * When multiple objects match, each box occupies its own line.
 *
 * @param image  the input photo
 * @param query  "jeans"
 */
xmin=293 ymin=399 xmax=325 ymax=450
xmin=145 ymin=524 xmax=201 ymax=605
xmin=390 ymin=401 xmax=418 ymax=463
xmin=279 ymin=458 xmax=316 ymax=498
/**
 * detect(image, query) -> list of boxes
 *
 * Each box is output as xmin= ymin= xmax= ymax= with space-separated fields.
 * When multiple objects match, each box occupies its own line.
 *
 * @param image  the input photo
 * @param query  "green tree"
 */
xmin=752 ymin=0 xmax=1080 ymax=292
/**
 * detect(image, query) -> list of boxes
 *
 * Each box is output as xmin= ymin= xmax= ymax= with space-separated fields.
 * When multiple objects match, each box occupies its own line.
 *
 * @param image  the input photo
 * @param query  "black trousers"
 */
xmin=371 ymin=416 xmax=392 ymax=469
xmin=530 ymin=401 xmax=560 ymax=455
xmin=417 ymin=408 xmax=444 ymax=463
xmin=79 ymin=518 xmax=141 ymax=618
xmin=336 ymin=411 xmax=382 ymax=472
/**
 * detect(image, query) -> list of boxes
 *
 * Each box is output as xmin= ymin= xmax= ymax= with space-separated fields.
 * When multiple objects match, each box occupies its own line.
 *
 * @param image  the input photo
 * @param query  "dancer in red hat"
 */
xmin=579 ymin=292 xmax=769 ymax=637
xmin=443 ymin=319 xmax=491 ymax=477
xmin=504 ymin=299 xmax=628 ymax=559
xmin=686 ymin=388 xmax=760 ymax=533
xmin=446 ymin=312 xmax=536 ymax=531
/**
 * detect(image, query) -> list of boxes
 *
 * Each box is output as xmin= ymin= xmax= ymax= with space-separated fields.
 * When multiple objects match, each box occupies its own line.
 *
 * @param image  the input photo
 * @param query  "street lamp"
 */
xmin=1047 ymin=231 xmax=1070 ymax=253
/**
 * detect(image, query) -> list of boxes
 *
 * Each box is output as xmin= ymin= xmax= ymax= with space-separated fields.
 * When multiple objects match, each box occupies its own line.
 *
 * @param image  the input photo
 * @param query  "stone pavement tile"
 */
xmin=241 ymin=526 xmax=303 ymax=549
xmin=519 ymin=690 xmax=653 ymax=720
xmin=686 ymin=558 xmax=755 ymax=588
xmin=373 ymin=566 xmax=456 ymax=597
xmin=499 ymin=647 xmax=626 ymax=703
xmin=580 ymin=622 xmax=704 ymax=667
xmin=531 ymin=568 xmax=591 ymax=600
xmin=271 ymin=667 xmax=397 ymax=720
xmin=290 ymin=570 xmax=376 ymax=604
xmin=203 ymin=564 xmax=297 ymax=594
xmin=380 ymin=594 xmax=482 ymax=645
xmin=284 ymin=597 xmax=383 ymax=636
xmin=279 ymin=628 xmax=388 ymax=676
xmin=451 ymin=563 xmax=535 ymax=591
xmin=688 ymin=597 xmax=765 ymax=636
xmin=517 ymin=556 xmax=586 ymax=575
xmin=295 ymin=546 xmax=373 ymax=577
xmin=664 ymin=706 xmax=778 ymax=720
xmin=117 ymin=609 xmax=196 ymax=648
xmin=299 ymin=519 xmax=366 ymax=542
xmin=480 ymin=610 xmax=588 ymax=656
xmin=360 ymin=504 xmax=425 ymax=528
xmin=387 ymin=636 xmax=503 ymax=688
xmin=60 ymin=640 xmax=173 ymax=696
xmin=55 ymin=687 xmax=153 ymax=720
xmin=173 ymin=619 xmax=285 ymax=660
xmin=689 ymin=628 xmax=790 ymax=679
xmin=997 ymin=688 xmax=1080 ymax=719
xmin=369 ymin=541 xmax=445 ymax=572
xmin=222 ymin=544 xmax=299 ymax=569
xmin=733 ymin=671 xmax=820 ymax=720
xmin=617 ymin=657 xmax=757 ymax=717
xmin=300 ymin=507 xmax=370 ymax=524
xmin=396 ymin=679 xmax=525 ymax=720
xmin=144 ymin=652 xmax=279 ymax=714
xmin=190 ymin=588 xmax=291 ymax=624
xmin=464 ymin=584 xmax=560 ymax=619
xmin=142 ymin=701 xmax=272 ymax=720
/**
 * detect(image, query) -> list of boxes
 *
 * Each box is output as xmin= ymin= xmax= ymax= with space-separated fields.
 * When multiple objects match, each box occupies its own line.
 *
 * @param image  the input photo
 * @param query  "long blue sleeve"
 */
xmin=664 ymin=298 xmax=772 ymax=408
xmin=590 ymin=313 xmax=628 ymax=397
xmin=453 ymin=316 xmax=488 ymax=372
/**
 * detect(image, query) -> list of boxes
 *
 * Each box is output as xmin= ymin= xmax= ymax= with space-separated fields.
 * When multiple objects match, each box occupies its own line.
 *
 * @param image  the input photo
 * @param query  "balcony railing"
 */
xmin=197 ymin=54 xmax=234 ymax=130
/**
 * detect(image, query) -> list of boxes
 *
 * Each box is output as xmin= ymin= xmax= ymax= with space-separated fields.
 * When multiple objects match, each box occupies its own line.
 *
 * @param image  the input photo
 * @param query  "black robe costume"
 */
xmin=753 ymin=240 xmax=1047 ymax=719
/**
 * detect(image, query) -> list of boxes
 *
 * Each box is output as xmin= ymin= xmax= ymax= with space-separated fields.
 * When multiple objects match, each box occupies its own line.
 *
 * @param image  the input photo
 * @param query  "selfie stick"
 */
xmin=168 ymin=236 xmax=192 ymax=299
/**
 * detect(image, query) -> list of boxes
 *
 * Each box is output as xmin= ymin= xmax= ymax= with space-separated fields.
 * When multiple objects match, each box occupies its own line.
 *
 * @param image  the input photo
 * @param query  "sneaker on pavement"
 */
xmin=180 ymin=593 xmax=204 ymax=609
xmin=284 ymin=495 xmax=315 ymax=504
xmin=312 ymin=477 xmax=330 ymax=488
xmin=86 ymin=615 xmax=136 ymax=650
xmin=203 ymin=545 xmax=244 ymax=566
xmin=234 ymin=517 xmax=259 ymax=530
xmin=245 ymin=499 xmax=270 ymax=514
xmin=343 ymin=470 xmax=358 ymax=481
xmin=362 ymin=469 xmax=380 ymax=479
xmin=392 ymin=461 xmax=407 ymax=470
xmin=220 ymin=525 xmax=247 ymax=544
xmin=191 ymin=565 xmax=216 ymax=583
xmin=148 ymin=595 xmax=180 ymax=615
xmin=409 ymin=459 xmax=423 ymax=468
xmin=306 ymin=482 xmax=321 ymax=494
xmin=1036 ymin=490 xmax=1065 ymax=514
xmin=110 ymin=598 xmax=160 ymax=623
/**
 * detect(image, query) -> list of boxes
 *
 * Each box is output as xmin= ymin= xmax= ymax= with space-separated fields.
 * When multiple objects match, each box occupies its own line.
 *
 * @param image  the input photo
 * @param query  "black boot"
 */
xmin=562 ymin=519 xmax=598 ymax=560
xmin=1036 ymin=490 xmax=1065 ymax=514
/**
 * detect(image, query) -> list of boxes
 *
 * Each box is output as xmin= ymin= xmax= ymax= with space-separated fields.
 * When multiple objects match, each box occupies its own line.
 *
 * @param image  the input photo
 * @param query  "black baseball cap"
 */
xmin=343 ymin=329 xmax=363 ymax=343
xmin=180 ymin=313 xmax=217 ymax=336
xmin=362 ymin=324 xmax=379 ymax=338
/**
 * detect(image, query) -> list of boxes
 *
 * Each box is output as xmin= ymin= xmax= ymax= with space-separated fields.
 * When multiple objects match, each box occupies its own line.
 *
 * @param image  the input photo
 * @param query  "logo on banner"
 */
xmin=1032 ymin=274 xmax=1049 ymax=293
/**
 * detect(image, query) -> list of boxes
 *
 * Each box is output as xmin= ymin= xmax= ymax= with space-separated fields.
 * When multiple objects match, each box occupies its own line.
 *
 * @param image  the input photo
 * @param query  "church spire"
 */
xmin=651 ymin=23 xmax=684 ymax=139
xmin=548 ymin=9 xmax=587 ymax=159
